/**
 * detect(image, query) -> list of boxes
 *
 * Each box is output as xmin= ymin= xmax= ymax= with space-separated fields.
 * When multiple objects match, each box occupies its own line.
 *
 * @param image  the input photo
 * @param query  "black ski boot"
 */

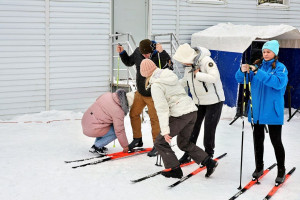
xmin=161 ymin=166 xmax=183 ymax=179
xmin=89 ymin=145 xmax=107 ymax=155
xmin=179 ymin=153 xmax=192 ymax=164
xmin=252 ymin=164 xmax=264 ymax=179
xmin=147 ymin=146 xmax=158 ymax=157
xmin=202 ymin=156 xmax=218 ymax=177
xmin=128 ymin=138 xmax=143 ymax=150
xmin=275 ymin=167 xmax=286 ymax=185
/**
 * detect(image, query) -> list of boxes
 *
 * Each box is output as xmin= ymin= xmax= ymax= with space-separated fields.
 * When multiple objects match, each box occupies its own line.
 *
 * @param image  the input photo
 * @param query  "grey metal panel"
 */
xmin=151 ymin=0 xmax=300 ymax=47
xmin=0 ymin=0 xmax=46 ymax=119
xmin=49 ymin=0 xmax=111 ymax=112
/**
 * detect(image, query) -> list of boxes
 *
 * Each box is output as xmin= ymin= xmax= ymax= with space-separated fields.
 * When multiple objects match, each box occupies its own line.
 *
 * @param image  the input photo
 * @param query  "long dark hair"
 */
xmin=253 ymin=56 xmax=278 ymax=69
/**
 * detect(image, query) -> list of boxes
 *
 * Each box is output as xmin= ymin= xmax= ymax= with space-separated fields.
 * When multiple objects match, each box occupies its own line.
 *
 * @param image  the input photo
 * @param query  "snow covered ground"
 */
xmin=1 ymin=107 xmax=299 ymax=200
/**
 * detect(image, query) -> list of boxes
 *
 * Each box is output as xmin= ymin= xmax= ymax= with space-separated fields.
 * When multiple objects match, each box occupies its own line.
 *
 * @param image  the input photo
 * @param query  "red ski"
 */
xmin=131 ymin=160 xmax=196 ymax=183
xmin=263 ymin=167 xmax=296 ymax=200
xmin=229 ymin=163 xmax=276 ymax=200
xmin=168 ymin=153 xmax=227 ymax=188
xmin=71 ymin=148 xmax=152 ymax=169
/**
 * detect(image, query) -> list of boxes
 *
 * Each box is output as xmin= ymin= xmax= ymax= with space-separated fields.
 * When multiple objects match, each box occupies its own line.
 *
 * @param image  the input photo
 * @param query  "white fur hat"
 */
xmin=173 ymin=43 xmax=198 ymax=64
xmin=126 ymin=91 xmax=135 ymax=107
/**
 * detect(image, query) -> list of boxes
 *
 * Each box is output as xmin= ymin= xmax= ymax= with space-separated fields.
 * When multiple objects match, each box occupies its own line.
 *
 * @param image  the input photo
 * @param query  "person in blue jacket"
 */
xmin=235 ymin=40 xmax=288 ymax=185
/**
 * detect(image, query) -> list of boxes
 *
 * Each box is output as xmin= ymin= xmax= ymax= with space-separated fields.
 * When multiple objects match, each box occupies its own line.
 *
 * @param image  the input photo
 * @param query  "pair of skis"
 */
xmin=131 ymin=153 xmax=227 ymax=188
xmin=229 ymin=163 xmax=296 ymax=200
xmin=65 ymin=148 xmax=152 ymax=168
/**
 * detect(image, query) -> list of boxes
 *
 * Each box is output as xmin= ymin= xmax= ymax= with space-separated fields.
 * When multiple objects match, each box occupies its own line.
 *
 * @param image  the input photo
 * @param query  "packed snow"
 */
xmin=1 ymin=107 xmax=299 ymax=200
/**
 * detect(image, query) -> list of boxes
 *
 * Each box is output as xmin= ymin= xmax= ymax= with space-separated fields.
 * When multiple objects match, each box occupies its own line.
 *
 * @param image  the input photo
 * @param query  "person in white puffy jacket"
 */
xmin=173 ymin=43 xmax=225 ymax=163
xmin=139 ymin=59 xmax=218 ymax=179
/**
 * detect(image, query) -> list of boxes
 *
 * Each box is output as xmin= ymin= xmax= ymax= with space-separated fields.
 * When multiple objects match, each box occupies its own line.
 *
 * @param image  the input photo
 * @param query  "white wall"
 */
xmin=0 ymin=0 xmax=111 ymax=119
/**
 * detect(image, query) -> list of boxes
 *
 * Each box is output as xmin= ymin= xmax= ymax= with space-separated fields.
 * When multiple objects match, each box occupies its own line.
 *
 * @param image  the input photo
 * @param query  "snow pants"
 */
xmin=253 ymin=124 xmax=285 ymax=169
xmin=189 ymin=101 xmax=224 ymax=156
xmin=154 ymin=111 xmax=208 ymax=169
xmin=129 ymin=91 xmax=160 ymax=142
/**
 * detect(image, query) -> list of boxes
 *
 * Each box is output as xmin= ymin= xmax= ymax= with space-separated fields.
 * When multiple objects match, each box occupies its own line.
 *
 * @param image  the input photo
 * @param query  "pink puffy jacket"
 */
xmin=81 ymin=92 xmax=128 ymax=148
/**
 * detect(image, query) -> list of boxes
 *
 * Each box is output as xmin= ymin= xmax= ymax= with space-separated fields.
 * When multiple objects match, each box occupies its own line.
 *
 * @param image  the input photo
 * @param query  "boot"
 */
xmin=202 ymin=156 xmax=218 ymax=178
xmin=252 ymin=164 xmax=264 ymax=179
xmin=178 ymin=153 xmax=192 ymax=164
xmin=128 ymin=138 xmax=143 ymax=150
xmin=89 ymin=145 xmax=107 ymax=155
xmin=275 ymin=167 xmax=286 ymax=185
xmin=147 ymin=146 xmax=158 ymax=157
xmin=161 ymin=166 xmax=183 ymax=179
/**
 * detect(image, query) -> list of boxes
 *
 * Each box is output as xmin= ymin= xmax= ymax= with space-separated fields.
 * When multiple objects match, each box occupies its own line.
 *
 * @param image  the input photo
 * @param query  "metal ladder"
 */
xmin=109 ymin=32 xmax=137 ymax=92
xmin=151 ymin=33 xmax=182 ymax=78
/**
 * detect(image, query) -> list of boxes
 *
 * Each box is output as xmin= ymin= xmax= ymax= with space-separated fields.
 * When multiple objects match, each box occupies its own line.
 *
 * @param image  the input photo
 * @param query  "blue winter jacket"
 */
xmin=235 ymin=59 xmax=288 ymax=125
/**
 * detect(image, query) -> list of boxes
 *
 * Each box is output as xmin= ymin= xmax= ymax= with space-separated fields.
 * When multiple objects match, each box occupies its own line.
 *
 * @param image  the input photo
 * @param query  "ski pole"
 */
xmin=158 ymin=52 xmax=161 ymax=69
xmin=238 ymin=72 xmax=247 ymax=190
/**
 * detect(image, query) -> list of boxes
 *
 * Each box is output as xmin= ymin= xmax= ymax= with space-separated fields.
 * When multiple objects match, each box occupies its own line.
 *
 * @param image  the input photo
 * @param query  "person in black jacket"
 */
xmin=116 ymin=39 xmax=172 ymax=157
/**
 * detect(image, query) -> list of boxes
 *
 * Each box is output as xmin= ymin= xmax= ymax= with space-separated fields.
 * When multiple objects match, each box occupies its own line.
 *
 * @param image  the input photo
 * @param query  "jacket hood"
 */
xmin=114 ymin=89 xmax=129 ymax=115
xmin=150 ymin=68 xmax=178 ymax=86
xmin=193 ymin=46 xmax=211 ymax=65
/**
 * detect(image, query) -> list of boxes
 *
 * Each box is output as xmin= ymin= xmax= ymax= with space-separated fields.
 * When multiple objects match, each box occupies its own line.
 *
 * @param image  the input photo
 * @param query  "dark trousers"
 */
xmin=190 ymin=101 xmax=223 ymax=156
xmin=253 ymin=124 xmax=285 ymax=169
xmin=154 ymin=111 xmax=208 ymax=169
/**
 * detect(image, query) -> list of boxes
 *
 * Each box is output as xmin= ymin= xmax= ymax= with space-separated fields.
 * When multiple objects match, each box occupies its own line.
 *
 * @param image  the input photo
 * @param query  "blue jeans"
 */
xmin=94 ymin=126 xmax=117 ymax=148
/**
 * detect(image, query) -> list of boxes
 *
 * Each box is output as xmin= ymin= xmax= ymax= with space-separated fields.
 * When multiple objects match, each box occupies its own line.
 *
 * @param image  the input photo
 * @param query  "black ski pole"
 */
xmin=238 ymin=72 xmax=247 ymax=190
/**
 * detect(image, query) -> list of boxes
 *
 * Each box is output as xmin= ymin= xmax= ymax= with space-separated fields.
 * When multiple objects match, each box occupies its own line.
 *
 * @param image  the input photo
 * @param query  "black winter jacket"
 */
xmin=119 ymin=47 xmax=172 ymax=97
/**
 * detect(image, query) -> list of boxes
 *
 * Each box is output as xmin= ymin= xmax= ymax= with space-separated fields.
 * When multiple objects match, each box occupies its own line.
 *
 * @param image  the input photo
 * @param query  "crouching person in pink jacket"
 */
xmin=81 ymin=89 xmax=134 ymax=154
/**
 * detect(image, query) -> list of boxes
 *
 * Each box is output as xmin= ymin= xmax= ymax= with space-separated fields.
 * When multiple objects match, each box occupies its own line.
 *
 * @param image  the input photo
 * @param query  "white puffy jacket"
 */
xmin=180 ymin=47 xmax=225 ymax=105
xmin=149 ymin=68 xmax=197 ymax=136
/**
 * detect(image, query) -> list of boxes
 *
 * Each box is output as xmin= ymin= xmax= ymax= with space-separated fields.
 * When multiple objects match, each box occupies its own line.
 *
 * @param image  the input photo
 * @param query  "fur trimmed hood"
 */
xmin=115 ymin=89 xmax=129 ymax=115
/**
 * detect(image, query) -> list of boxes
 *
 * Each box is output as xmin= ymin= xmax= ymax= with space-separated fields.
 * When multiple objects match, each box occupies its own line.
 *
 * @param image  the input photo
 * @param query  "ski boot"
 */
xmin=202 ymin=156 xmax=218 ymax=177
xmin=252 ymin=164 xmax=264 ymax=180
xmin=275 ymin=167 xmax=286 ymax=185
xmin=89 ymin=145 xmax=108 ymax=155
xmin=147 ymin=146 xmax=158 ymax=157
xmin=128 ymin=138 xmax=143 ymax=151
xmin=178 ymin=152 xmax=192 ymax=164
xmin=161 ymin=166 xmax=183 ymax=179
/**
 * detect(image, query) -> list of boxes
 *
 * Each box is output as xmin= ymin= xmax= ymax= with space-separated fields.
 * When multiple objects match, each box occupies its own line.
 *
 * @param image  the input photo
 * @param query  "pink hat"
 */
xmin=140 ymin=59 xmax=157 ymax=77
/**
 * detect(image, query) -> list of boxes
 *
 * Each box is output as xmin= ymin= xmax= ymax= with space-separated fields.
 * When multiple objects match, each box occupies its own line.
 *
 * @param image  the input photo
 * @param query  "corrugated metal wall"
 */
xmin=0 ymin=0 xmax=46 ymax=119
xmin=151 ymin=0 xmax=300 ymax=44
xmin=0 ymin=0 xmax=111 ymax=119
xmin=49 ymin=0 xmax=111 ymax=111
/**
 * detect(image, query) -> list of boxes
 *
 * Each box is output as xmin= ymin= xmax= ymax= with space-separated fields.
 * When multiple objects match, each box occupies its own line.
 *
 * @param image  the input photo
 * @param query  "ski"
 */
xmin=65 ymin=155 xmax=105 ymax=163
xmin=168 ymin=153 xmax=227 ymax=188
xmin=131 ymin=160 xmax=196 ymax=183
xmin=229 ymin=163 xmax=277 ymax=200
xmin=71 ymin=148 xmax=152 ymax=169
xmin=263 ymin=167 xmax=296 ymax=200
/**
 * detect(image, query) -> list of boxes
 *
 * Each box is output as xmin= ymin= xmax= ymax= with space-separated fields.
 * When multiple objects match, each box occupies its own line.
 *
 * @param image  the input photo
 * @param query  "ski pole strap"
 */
xmin=158 ymin=52 xmax=161 ymax=69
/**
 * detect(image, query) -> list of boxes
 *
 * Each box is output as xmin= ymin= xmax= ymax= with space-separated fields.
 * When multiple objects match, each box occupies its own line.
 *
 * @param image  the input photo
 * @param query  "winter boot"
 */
xmin=147 ymin=146 xmax=158 ymax=157
xmin=89 ymin=145 xmax=107 ymax=155
xmin=128 ymin=138 xmax=143 ymax=150
xmin=202 ymin=156 xmax=218 ymax=178
xmin=179 ymin=153 xmax=192 ymax=164
xmin=275 ymin=167 xmax=286 ymax=185
xmin=161 ymin=166 xmax=183 ymax=179
xmin=252 ymin=164 xmax=264 ymax=179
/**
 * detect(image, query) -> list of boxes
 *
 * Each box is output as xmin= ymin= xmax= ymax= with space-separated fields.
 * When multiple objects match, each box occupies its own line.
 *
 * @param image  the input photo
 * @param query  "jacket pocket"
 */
xmin=273 ymin=101 xmax=281 ymax=117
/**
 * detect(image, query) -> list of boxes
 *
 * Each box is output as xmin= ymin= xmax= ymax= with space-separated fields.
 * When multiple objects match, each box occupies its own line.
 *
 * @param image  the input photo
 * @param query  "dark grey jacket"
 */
xmin=120 ymin=47 xmax=172 ymax=97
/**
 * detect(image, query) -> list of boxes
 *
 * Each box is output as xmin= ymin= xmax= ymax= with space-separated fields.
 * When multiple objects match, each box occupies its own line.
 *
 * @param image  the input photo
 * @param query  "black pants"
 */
xmin=189 ymin=101 xmax=223 ymax=156
xmin=253 ymin=124 xmax=285 ymax=169
xmin=154 ymin=111 xmax=208 ymax=169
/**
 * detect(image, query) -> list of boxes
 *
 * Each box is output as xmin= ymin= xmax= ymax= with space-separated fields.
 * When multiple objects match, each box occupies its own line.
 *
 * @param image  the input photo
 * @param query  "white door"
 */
xmin=113 ymin=0 xmax=148 ymax=81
